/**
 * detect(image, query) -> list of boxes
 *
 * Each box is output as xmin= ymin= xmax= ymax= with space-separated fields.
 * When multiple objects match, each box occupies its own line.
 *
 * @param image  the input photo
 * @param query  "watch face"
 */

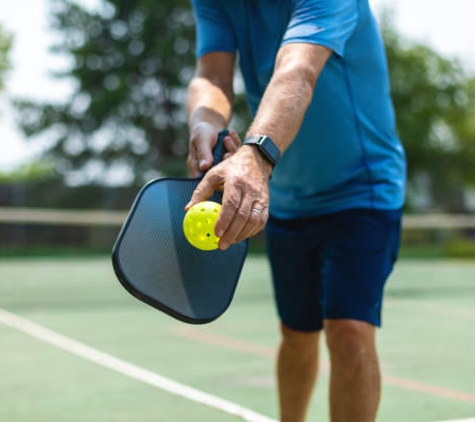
xmin=260 ymin=136 xmax=280 ymax=165
xmin=244 ymin=135 xmax=280 ymax=166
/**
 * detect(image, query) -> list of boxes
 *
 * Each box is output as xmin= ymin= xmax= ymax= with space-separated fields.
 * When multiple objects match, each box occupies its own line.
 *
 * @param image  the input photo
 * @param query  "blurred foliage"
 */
xmin=445 ymin=236 xmax=475 ymax=258
xmin=11 ymin=2 xmax=475 ymax=212
xmin=0 ymin=161 xmax=59 ymax=183
xmin=15 ymin=0 xmax=197 ymax=185
xmin=0 ymin=25 xmax=12 ymax=91
xmin=382 ymin=16 xmax=475 ymax=211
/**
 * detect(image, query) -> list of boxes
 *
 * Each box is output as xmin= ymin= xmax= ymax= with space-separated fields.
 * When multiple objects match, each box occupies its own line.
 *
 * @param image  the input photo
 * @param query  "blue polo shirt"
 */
xmin=191 ymin=0 xmax=406 ymax=218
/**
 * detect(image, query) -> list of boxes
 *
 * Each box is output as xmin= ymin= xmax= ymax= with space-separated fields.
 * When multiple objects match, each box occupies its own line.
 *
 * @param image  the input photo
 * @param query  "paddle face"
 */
xmin=112 ymin=131 xmax=249 ymax=324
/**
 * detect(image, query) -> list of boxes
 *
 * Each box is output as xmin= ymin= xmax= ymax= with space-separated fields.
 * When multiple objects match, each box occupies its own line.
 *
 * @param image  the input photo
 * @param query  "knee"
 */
xmin=280 ymin=322 xmax=320 ymax=350
xmin=324 ymin=319 xmax=377 ymax=372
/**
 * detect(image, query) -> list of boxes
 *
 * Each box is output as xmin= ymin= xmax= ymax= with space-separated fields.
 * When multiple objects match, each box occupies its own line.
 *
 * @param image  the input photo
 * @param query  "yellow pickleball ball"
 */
xmin=183 ymin=201 xmax=221 ymax=251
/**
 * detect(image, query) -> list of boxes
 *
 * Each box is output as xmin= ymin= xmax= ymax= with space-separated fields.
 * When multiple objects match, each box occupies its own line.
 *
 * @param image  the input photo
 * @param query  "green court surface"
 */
xmin=0 ymin=256 xmax=474 ymax=422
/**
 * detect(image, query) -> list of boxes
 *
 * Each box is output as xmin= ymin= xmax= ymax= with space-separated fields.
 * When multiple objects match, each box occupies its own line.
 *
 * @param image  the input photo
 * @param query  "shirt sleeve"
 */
xmin=282 ymin=0 xmax=359 ymax=56
xmin=191 ymin=0 xmax=237 ymax=58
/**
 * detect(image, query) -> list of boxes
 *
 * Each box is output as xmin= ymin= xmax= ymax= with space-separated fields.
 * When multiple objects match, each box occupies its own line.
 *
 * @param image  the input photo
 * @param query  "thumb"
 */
xmin=185 ymin=172 xmax=222 ymax=211
xmin=196 ymin=144 xmax=213 ymax=172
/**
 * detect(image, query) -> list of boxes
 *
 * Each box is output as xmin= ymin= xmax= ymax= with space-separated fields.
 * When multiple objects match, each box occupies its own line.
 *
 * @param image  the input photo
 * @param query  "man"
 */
xmin=185 ymin=1 xmax=406 ymax=421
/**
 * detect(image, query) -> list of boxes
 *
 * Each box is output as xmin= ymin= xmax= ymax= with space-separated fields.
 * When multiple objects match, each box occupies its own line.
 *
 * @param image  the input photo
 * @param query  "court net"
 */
xmin=0 ymin=207 xmax=127 ymax=255
xmin=0 ymin=207 xmax=475 ymax=257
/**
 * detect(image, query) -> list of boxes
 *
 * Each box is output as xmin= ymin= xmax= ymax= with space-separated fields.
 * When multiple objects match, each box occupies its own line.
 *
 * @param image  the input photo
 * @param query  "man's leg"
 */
xmin=315 ymin=209 xmax=402 ymax=421
xmin=278 ymin=322 xmax=321 ymax=422
xmin=265 ymin=216 xmax=325 ymax=422
xmin=324 ymin=319 xmax=380 ymax=422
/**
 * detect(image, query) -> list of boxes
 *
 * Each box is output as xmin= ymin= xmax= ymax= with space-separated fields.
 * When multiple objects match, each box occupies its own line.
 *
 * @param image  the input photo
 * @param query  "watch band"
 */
xmin=243 ymin=135 xmax=281 ymax=166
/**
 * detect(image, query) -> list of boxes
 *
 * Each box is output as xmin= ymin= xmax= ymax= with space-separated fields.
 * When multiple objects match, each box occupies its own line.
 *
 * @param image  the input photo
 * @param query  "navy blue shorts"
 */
xmin=265 ymin=208 xmax=402 ymax=331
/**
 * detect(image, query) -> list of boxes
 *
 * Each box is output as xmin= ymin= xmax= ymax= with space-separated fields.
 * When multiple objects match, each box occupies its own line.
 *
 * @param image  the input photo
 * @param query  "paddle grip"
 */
xmin=211 ymin=129 xmax=229 ymax=168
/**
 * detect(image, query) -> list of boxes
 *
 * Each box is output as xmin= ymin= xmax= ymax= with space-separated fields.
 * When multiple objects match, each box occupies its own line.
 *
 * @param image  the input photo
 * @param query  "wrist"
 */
xmin=189 ymin=121 xmax=221 ymax=137
xmin=242 ymin=134 xmax=281 ymax=167
xmin=241 ymin=143 xmax=274 ymax=180
xmin=189 ymin=108 xmax=228 ymax=134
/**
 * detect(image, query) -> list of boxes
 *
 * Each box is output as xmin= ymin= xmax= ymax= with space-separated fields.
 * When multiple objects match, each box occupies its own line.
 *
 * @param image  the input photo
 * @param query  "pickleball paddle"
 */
xmin=112 ymin=130 xmax=248 ymax=324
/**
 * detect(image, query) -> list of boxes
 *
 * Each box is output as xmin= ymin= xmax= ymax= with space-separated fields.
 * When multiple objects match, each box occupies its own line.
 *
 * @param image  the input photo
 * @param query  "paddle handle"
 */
xmin=211 ymin=129 xmax=229 ymax=167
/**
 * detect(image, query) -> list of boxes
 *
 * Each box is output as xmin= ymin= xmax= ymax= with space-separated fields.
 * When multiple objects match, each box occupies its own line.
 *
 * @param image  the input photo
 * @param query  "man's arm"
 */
xmin=186 ymin=52 xmax=239 ymax=177
xmin=187 ymin=43 xmax=332 ymax=250
xmin=246 ymin=43 xmax=331 ymax=156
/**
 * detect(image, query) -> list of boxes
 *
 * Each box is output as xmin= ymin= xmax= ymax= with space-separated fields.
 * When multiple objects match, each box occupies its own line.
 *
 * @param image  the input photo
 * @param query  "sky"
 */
xmin=1 ymin=0 xmax=475 ymax=171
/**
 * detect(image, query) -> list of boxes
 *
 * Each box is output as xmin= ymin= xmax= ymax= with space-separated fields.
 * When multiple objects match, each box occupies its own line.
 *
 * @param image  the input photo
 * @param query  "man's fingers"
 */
xmin=216 ymin=185 xmax=268 ymax=250
xmin=244 ymin=205 xmax=268 ymax=239
xmin=188 ymin=122 xmax=221 ymax=174
xmin=185 ymin=171 xmax=223 ymax=211
xmin=224 ymin=129 xmax=241 ymax=153
xmin=229 ymin=204 xmax=268 ymax=245
xmin=188 ymin=127 xmax=240 ymax=176
xmin=185 ymin=180 xmax=215 ymax=211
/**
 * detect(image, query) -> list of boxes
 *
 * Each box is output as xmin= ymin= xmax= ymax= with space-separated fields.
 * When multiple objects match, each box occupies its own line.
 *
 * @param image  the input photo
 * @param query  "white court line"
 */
xmin=0 ymin=308 xmax=277 ymax=422
xmin=435 ymin=419 xmax=475 ymax=422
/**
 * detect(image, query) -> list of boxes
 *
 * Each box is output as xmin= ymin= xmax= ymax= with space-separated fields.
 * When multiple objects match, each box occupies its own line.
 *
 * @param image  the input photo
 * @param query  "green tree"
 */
xmin=382 ymin=18 xmax=475 ymax=211
xmin=16 ymin=0 xmax=197 ymax=185
xmin=0 ymin=25 xmax=12 ymax=92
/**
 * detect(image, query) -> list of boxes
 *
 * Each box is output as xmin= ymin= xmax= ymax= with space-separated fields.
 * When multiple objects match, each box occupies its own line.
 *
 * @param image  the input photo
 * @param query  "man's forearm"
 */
xmin=247 ymin=70 xmax=313 ymax=153
xmin=246 ymin=43 xmax=331 ymax=155
xmin=187 ymin=76 xmax=233 ymax=132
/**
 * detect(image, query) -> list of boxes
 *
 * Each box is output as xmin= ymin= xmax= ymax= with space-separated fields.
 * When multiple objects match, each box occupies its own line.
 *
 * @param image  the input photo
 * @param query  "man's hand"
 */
xmin=186 ymin=124 xmax=241 ymax=177
xmin=186 ymin=145 xmax=272 ymax=250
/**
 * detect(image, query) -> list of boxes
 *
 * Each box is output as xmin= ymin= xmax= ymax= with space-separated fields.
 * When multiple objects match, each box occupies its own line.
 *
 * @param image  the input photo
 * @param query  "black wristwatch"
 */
xmin=243 ymin=135 xmax=281 ymax=167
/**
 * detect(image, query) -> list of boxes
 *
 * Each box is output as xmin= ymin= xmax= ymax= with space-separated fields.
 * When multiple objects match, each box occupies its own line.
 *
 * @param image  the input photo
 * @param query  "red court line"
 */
xmin=174 ymin=325 xmax=276 ymax=358
xmin=383 ymin=375 xmax=475 ymax=404
xmin=174 ymin=326 xmax=475 ymax=404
